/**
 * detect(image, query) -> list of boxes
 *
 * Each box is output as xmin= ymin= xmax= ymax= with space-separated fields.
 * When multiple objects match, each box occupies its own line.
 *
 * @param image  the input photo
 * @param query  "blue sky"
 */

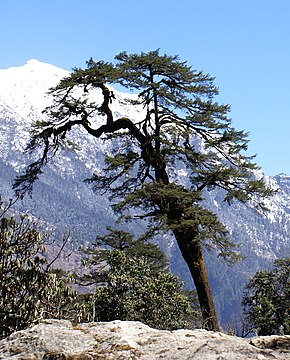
xmin=1 ymin=0 xmax=290 ymax=176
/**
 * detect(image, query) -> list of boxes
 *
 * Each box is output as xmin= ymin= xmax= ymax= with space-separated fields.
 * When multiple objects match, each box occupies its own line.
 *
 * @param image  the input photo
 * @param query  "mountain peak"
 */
xmin=0 ymin=60 xmax=69 ymax=122
xmin=25 ymin=58 xmax=45 ymax=65
xmin=23 ymin=59 xmax=66 ymax=72
xmin=0 ymin=59 xmax=69 ymax=77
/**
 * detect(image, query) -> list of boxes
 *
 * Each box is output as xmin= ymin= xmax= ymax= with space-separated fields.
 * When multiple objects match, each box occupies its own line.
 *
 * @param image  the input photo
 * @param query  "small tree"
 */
xmin=81 ymin=227 xmax=169 ymax=272
xmin=14 ymin=50 xmax=273 ymax=331
xmin=242 ymin=258 xmax=290 ymax=335
xmin=78 ymin=238 xmax=199 ymax=330
xmin=0 ymin=212 xmax=48 ymax=338
xmin=0 ymin=196 xmax=80 ymax=337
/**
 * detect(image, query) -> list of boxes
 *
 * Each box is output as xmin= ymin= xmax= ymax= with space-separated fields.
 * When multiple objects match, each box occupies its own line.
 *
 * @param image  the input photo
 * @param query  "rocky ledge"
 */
xmin=0 ymin=319 xmax=289 ymax=359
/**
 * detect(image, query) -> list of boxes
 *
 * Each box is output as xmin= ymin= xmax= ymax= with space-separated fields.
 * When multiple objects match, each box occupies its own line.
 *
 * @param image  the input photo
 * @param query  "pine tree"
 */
xmin=14 ymin=50 xmax=273 ymax=331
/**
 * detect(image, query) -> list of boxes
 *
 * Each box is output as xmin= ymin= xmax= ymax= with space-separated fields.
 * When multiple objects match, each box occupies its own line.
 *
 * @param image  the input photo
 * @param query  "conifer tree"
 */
xmin=14 ymin=50 xmax=272 ymax=331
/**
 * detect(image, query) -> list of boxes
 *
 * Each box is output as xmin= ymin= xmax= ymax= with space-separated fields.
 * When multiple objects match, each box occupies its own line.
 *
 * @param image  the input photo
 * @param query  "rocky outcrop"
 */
xmin=0 ymin=320 xmax=289 ymax=359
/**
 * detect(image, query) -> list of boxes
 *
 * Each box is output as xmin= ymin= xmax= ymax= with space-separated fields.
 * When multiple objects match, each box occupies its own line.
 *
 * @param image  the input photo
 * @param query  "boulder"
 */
xmin=0 ymin=319 xmax=289 ymax=359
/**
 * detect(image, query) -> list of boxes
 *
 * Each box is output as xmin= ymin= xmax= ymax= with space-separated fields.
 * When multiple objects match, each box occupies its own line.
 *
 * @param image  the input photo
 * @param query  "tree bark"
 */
xmin=172 ymin=227 xmax=220 ymax=332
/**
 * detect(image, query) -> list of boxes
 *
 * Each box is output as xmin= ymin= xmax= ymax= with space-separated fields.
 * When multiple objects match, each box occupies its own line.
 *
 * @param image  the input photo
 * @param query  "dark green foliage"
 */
xmin=82 ymin=227 xmax=169 ymax=273
xmin=76 ymin=228 xmax=200 ymax=329
xmin=242 ymin=258 xmax=290 ymax=335
xmin=114 ymin=182 xmax=241 ymax=265
xmin=78 ymin=242 xmax=199 ymax=330
xmin=0 ymin=212 xmax=48 ymax=338
xmin=0 ymin=197 xmax=81 ymax=338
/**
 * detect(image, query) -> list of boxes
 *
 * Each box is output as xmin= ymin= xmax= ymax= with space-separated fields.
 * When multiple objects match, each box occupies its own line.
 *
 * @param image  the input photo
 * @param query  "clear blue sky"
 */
xmin=1 ymin=0 xmax=290 ymax=176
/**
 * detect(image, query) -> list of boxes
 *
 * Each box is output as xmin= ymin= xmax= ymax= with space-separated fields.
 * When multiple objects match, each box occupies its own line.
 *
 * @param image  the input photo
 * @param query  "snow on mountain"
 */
xmin=0 ymin=60 xmax=290 ymax=325
xmin=0 ymin=59 xmax=69 ymax=120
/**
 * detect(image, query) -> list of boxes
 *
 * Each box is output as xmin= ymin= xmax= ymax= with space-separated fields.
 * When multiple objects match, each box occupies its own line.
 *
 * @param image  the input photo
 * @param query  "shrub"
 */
xmin=78 ymin=245 xmax=199 ymax=330
xmin=242 ymin=258 xmax=290 ymax=335
xmin=0 ymin=215 xmax=48 ymax=338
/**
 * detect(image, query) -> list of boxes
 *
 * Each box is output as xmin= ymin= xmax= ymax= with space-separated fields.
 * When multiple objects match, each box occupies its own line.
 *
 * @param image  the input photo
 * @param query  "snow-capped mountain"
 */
xmin=0 ymin=60 xmax=289 ymax=325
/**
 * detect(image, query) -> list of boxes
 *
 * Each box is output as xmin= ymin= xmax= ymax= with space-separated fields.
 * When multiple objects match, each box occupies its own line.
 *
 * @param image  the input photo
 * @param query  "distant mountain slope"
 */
xmin=0 ymin=60 xmax=289 ymax=325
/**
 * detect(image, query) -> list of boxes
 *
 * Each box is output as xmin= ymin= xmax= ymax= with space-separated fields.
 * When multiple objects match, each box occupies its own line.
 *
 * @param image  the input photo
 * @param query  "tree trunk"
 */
xmin=172 ymin=227 xmax=220 ymax=332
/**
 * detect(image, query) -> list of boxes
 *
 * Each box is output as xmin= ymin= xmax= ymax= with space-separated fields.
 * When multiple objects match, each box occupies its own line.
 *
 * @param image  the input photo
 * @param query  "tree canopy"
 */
xmin=14 ymin=50 xmax=273 ymax=331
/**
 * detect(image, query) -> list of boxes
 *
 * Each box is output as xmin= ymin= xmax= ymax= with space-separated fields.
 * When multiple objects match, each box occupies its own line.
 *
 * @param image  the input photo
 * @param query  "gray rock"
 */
xmin=0 ymin=320 xmax=289 ymax=359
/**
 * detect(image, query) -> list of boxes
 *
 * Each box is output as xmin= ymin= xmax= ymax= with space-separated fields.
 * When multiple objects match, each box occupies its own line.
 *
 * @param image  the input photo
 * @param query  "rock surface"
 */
xmin=0 ymin=320 xmax=289 ymax=359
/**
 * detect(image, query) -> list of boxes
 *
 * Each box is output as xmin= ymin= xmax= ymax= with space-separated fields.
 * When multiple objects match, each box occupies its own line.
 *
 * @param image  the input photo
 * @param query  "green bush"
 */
xmin=0 ymin=215 xmax=49 ymax=338
xmin=78 ymin=236 xmax=200 ymax=330
xmin=242 ymin=258 xmax=290 ymax=335
xmin=0 ymin=197 xmax=79 ymax=338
